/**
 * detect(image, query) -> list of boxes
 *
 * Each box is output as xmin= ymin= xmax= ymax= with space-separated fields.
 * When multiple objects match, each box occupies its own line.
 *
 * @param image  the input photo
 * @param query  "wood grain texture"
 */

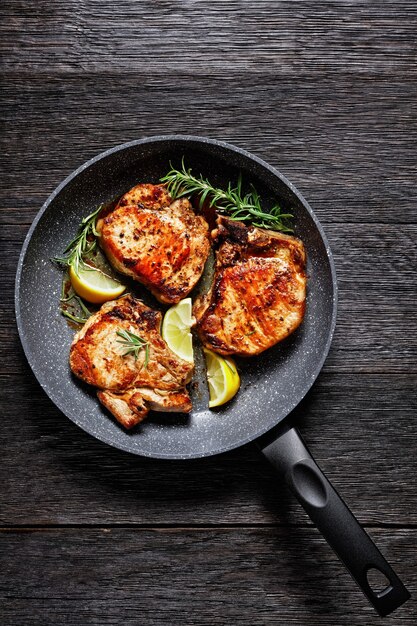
xmin=1 ymin=371 xmax=415 ymax=526
xmin=2 ymin=1 xmax=417 ymax=77
xmin=1 ymin=0 xmax=416 ymax=623
xmin=0 ymin=528 xmax=415 ymax=626
xmin=1 ymin=75 xmax=416 ymax=224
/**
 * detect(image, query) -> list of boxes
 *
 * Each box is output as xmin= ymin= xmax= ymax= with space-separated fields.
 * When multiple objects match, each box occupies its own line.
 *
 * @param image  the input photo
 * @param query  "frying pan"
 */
xmin=15 ymin=135 xmax=409 ymax=616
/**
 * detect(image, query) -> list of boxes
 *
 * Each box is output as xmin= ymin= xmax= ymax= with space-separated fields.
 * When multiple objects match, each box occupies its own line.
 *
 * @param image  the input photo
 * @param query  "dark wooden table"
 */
xmin=1 ymin=2 xmax=416 ymax=624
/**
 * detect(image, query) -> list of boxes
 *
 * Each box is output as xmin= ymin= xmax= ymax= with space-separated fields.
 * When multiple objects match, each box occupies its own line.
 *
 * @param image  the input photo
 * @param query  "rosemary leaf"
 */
xmin=116 ymin=329 xmax=149 ymax=367
xmin=59 ymin=288 xmax=92 ymax=319
xmin=61 ymin=309 xmax=90 ymax=324
xmin=160 ymin=160 xmax=293 ymax=233
xmin=53 ymin=204 xmax=103 ymax=275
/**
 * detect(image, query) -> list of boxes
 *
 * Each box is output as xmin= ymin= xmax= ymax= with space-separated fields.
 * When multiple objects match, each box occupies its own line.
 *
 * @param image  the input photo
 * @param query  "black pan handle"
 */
xmin=259 ymin=424 xmax=410 ymax=616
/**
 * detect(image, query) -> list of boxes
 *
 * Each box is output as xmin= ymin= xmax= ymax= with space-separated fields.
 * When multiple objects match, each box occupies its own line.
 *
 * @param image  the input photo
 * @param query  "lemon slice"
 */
xmin=203 ymin=348 xmax=240 ymax=408
xmin=161 ymin=298 xmax=195 ymax=363
xmin=69 ymin=264 xmax=126 ymax=304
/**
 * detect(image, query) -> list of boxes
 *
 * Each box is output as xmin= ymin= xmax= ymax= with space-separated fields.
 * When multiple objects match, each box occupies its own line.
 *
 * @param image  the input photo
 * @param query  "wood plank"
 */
xmin=2 ymin=2 xmax=416 ymax=625
xmin=2 ymin=1 xmax=417 ymax=78
xmin=1 ymin=75 xmax=416 ymax=224
xmin=0 ymin=527 xmax=415 ymax=625
xmin=1 ymin=371 xmax=415 ymax=526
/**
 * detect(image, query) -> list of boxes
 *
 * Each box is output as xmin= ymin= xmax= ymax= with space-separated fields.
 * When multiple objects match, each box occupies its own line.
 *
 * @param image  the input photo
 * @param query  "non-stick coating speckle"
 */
xmin=15 ymin=136 xmax=337 ymax=459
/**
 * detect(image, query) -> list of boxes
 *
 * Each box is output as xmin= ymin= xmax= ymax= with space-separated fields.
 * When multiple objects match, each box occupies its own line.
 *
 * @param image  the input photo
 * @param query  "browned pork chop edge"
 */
xmin=96 ymin=183 xmax=210 ymax=304
xmin=70 ymin=294 xmax=194 ymax=428
xmin=193 ymin=216 xmax=307 ymax=357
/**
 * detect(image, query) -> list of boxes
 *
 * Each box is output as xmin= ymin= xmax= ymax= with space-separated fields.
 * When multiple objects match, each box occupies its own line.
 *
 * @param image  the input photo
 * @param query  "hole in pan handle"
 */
xmin=258 ymin=424 xmax=410 ymax=617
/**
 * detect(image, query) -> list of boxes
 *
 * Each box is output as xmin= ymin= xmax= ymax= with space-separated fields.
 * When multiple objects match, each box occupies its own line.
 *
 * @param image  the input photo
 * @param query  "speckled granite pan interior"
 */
xmin=15 ymin=136 xmax=337 ymax=459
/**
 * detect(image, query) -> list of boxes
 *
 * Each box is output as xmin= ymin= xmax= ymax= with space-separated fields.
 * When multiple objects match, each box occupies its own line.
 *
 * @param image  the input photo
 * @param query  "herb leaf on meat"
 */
xmin=116 ymin=329 xmax=150 ymax=367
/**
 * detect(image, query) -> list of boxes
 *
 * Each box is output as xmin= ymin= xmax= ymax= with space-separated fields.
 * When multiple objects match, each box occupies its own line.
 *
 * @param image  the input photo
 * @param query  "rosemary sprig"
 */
xmin=61 ymin=308 xmax=90 ymax=324
xmin=59 ymin=279 xmax=92 ymax=324
xmin=116 ymin=329 xmax=150 ymax=367
xmin=160 ymin=160 xmax=293 ymax=232
xmin=53 ymin=204 xmax=103 ymax=275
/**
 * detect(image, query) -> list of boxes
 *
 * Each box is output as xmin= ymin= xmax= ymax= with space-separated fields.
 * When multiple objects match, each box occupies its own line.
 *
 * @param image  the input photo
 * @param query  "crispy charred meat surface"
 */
xmin=70 ymin=295 xmax=193 ymax=428
xmin=193 ymin=217 xmax=307 ymax=357
xmin=96 ymin=183 xmax=210 ymax=304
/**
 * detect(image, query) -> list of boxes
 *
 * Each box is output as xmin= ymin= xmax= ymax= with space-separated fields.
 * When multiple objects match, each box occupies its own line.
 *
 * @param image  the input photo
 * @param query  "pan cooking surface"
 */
xmin=15 ymin=136 xmax=337 ymax=458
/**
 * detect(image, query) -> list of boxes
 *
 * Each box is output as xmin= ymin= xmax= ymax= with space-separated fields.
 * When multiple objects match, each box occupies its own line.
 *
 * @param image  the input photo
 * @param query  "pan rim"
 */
xmin=15 ymin=135 xmax=338 ymax=459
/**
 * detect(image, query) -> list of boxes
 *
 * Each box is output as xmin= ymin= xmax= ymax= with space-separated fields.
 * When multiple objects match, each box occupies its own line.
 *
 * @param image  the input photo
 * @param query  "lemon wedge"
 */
xmin=161 ymin=298 xmax=195 ymax=363
xmin=203 ymin=348 xmax=240 ymax=408
xmin=69 ymin=264 xmax=126 ymax=304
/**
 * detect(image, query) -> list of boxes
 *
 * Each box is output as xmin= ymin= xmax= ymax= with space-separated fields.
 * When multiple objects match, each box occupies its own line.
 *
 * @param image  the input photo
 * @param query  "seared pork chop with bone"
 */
xmin=193 ymin=217 xmax=307 ymax=357
xmin=96 ymin=183 xmax=210 ymax=304
xmin=70 ymin=295 xmax=193 ymax=428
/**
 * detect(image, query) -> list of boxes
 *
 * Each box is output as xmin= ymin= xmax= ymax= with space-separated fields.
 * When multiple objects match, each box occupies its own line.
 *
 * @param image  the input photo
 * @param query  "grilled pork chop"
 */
xmin=70 ymin=294 xmax=193 ymax=428
xmin=96 ymin=183 xmax=210 ymax=304
xmin=193 ymin=217 xmax=307 ymax=357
